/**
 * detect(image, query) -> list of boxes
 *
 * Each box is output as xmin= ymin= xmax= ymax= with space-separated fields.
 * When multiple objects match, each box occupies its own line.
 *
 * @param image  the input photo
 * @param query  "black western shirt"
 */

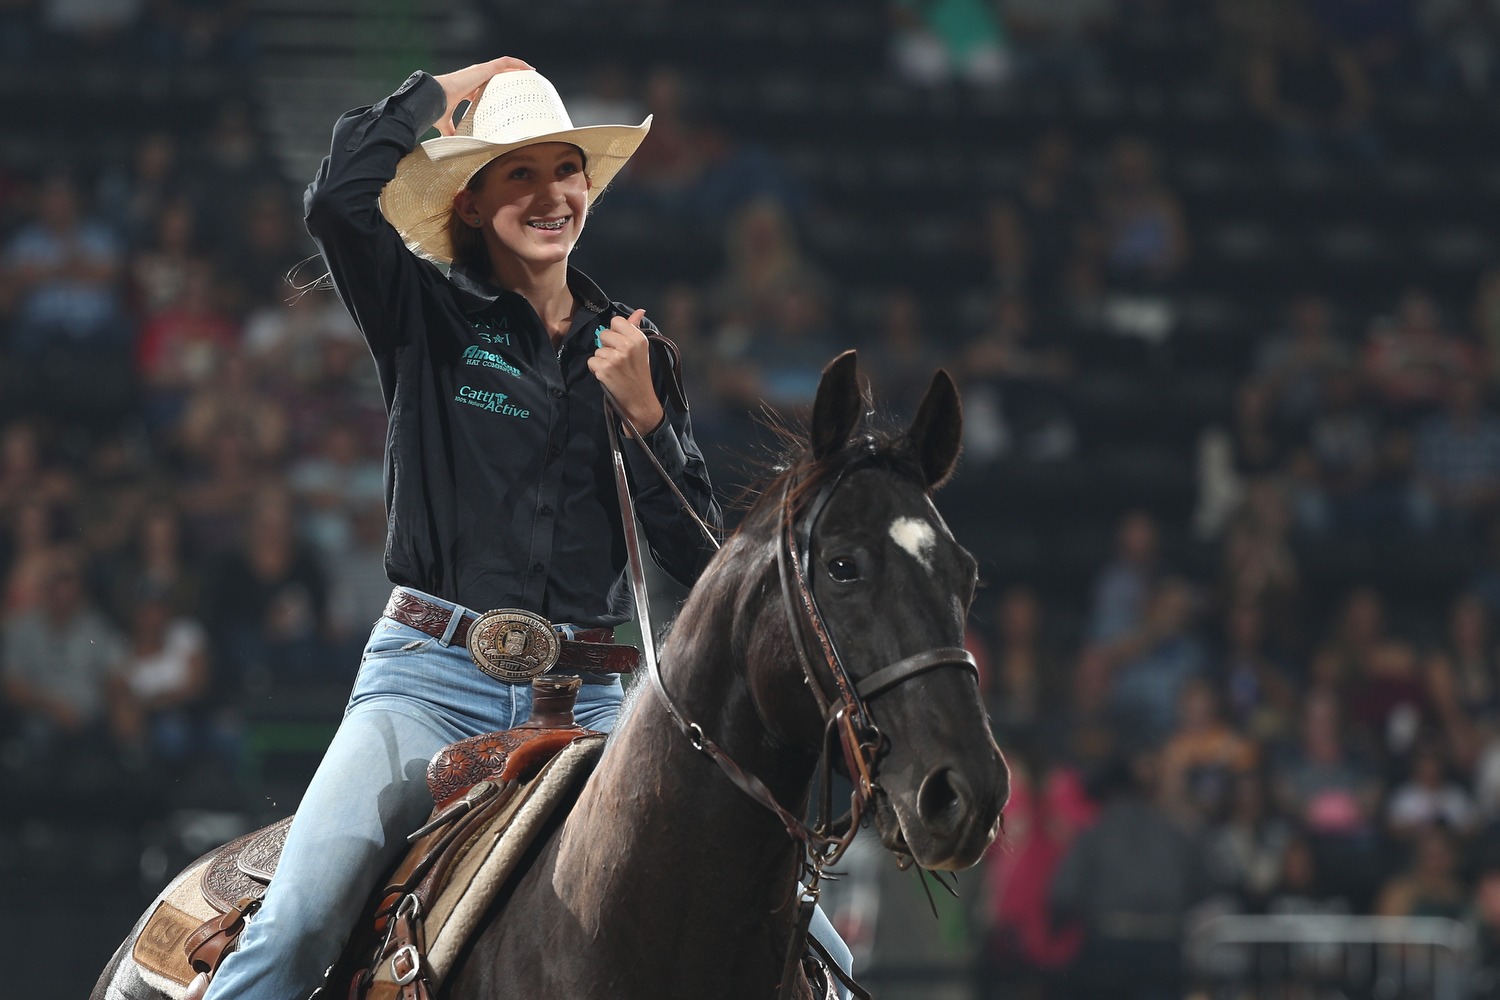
xmin=303 ymin=72 xmax=721 ymax=626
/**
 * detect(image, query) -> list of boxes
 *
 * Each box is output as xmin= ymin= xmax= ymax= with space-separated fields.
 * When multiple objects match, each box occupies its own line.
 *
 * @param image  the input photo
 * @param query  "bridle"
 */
xmin=602 ymin=381 xmax=976 ymax=1000
xmin=602 ymin=387 xmax=977 ymax=866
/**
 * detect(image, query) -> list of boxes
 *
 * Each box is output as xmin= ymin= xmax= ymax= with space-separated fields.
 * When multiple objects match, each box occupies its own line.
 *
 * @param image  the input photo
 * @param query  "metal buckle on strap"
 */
xmin=466 ymin=608 xmax=561 ymax=683
xmin=390 ymin=944 xmax=421 ymax=986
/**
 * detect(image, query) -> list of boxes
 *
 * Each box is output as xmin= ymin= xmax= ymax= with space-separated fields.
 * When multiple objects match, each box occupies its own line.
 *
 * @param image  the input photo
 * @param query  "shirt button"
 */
xmin=538 ymin=505 xmax=553 ymax=516
xmin=532 ymin=561 xmax=546 ymax=573
xmin=551 ymin=387 xmax=566 ymax=399
xmin=547 ymin=444 xmax=562 ymax=459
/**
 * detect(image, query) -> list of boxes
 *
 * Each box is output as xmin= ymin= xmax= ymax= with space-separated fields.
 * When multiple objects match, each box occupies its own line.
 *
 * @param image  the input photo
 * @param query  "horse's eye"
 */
xmin=827 ymin=557 xmax=860 ymax=583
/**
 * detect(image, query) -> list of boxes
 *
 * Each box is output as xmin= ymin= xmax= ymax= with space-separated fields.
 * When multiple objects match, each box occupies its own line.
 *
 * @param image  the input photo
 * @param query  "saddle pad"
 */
xmin=130 ymin=860 xmax=228 ymax=995
xmin=369 ymin=734 xmax=606 ymax=995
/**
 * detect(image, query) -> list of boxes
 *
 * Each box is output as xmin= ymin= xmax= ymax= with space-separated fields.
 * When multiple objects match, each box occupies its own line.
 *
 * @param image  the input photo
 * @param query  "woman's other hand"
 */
xmin=590 ymin=308 xmax=665 ymax=436
xmin=431 ymin=57 xmax=533 ymax=136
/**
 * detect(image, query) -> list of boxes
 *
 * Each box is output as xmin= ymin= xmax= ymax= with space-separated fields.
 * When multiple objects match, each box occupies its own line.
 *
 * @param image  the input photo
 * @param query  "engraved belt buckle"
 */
xmin=467 ymin=608 xmax=561 ymax=683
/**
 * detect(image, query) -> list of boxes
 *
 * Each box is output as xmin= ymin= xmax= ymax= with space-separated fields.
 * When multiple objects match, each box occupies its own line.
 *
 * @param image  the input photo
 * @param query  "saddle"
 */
xmin=137 ymin=676 xmax=604 ymax=1000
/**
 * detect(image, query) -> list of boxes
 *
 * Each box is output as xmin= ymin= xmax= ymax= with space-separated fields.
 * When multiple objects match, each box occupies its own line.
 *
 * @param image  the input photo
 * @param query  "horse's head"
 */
xmin=742 ymin=352 xmax=1008 ymax=872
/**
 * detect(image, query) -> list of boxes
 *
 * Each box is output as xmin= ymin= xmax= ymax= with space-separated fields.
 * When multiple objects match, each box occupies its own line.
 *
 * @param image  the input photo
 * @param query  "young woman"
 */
xmin=198 ymin=58 xmax=752 ymax=998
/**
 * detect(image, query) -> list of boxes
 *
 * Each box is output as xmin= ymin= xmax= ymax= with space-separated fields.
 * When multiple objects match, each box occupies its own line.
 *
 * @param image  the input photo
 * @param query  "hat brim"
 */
xmin=379 ymin=117 xmax=652 ymax=265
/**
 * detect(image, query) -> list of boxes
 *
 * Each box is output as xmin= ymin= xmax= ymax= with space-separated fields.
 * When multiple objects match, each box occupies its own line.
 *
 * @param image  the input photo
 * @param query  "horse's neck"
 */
xmin=552 ymin=588 xmax=815 ymax=972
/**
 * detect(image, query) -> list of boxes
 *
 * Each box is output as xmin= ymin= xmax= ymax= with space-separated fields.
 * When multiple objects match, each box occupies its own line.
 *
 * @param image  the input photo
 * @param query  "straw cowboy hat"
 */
xmin=379 ymin=69 xmax=651 ymax=264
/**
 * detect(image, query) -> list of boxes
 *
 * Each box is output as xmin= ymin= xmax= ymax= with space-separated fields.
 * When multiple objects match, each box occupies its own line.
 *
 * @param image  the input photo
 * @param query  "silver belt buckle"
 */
xmin=467 ymin=608 xmax=561 ymax=683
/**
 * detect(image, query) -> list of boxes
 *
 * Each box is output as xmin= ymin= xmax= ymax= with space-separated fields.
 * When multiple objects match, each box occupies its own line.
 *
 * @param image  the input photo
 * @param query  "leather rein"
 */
xmin=602 ymin=375 xmax=976 ymax=999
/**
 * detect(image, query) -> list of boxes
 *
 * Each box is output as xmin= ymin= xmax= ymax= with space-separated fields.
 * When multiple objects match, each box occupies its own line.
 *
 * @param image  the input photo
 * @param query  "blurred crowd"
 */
xmin=7 ymin=0 xmax=1500 ymax=996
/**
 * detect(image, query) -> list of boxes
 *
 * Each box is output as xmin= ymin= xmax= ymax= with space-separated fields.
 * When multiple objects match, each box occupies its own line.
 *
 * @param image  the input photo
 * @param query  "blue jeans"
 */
xmin=204 ymin=588 xmax=852 ymax=999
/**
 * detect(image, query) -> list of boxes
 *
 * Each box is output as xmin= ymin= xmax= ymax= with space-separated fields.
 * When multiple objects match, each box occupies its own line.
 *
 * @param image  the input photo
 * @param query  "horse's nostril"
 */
xmin=916 ymin=766 xmax=970 ymax=832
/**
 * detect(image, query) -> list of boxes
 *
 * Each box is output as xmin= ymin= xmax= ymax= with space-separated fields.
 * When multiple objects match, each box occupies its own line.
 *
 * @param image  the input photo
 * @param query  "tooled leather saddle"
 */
xmin=177 ymin=676 xmax=602 ymax=1000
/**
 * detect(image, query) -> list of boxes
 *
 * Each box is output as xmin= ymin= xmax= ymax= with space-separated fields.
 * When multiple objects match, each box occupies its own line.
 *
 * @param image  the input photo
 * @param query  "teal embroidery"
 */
xmin=594 ymin=324 xmax=608 ymax=349
xmin=454 ymin=385 xmax=531 ymax=418
xmin=462 ymin=345 xmax=523 ymax=377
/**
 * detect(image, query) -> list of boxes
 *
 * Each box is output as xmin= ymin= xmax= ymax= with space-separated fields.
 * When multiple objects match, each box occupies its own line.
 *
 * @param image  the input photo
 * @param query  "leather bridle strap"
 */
xmin=601 ymin=393 xmax=831 ymax=851
xmin=856 ymin=647 xmax=977 ymax=700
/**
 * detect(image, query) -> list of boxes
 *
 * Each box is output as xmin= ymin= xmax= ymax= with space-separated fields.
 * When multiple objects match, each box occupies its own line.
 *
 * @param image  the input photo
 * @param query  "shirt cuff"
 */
xmin=384 ymin=71 xmax=447 ymax=138
xmin=626 ymin=420 xmax=688 ymax=486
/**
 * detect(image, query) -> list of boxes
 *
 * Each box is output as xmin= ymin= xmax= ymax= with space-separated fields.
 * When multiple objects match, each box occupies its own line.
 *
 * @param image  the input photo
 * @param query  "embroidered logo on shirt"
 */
xmin=462 ymin=345 xmax=523 ymax=377
xmin=594 ymin=325 xmax=607 ymax=349
xmin=455 ymin=385 xmax=531 ymax=418
xmin=473 ymin=316 xmax=512 ymax=345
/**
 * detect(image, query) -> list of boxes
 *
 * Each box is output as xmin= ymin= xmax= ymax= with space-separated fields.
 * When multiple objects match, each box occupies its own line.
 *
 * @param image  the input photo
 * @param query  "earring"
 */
xmin=469 ymin=217 xmax=482 ymax=228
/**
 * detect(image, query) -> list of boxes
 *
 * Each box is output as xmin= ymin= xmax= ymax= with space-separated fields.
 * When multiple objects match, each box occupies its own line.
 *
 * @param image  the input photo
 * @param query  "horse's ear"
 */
xmin=811 ymin=350 xmax=864 ymax=460
xmin=908 ymin=369 xmax=963 ymax=490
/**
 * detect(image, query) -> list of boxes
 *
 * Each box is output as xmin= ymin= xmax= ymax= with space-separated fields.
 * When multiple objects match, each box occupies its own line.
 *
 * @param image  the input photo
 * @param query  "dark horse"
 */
xmin=93 ymin=353 xmax=1008 ymax=999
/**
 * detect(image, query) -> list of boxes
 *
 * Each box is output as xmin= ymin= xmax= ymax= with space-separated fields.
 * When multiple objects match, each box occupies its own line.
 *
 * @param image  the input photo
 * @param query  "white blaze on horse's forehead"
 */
xmin=889 ymin=516 xmax=938 ymax=570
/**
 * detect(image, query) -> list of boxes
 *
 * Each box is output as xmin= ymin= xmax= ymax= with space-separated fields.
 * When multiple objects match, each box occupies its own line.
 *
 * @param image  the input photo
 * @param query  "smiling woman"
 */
xmin=145 ymin=58 xmax=747 ymax=1000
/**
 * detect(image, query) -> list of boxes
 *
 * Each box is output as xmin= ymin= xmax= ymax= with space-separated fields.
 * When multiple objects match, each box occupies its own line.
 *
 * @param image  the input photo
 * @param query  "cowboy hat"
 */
xmin=379 ymin=69 xmax=651 ymax=264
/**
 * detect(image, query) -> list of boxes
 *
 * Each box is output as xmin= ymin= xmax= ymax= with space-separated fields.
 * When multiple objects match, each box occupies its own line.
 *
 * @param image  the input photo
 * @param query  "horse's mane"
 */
xmin=731 ymin=418 xmax=927 ymax=538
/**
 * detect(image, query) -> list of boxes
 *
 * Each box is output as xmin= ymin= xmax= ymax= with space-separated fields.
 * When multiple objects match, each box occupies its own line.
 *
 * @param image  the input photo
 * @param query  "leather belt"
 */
xmin=382 ymin=590 xmax=639 ymax=681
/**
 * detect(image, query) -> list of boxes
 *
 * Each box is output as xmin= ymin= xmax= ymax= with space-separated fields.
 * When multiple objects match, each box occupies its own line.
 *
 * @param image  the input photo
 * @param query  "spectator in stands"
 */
xmin=1 ymin=547 xmax=127 ymax=758
xmin=1087 ymin=508 xmax=1159 ymax=643
xmin=0 ymin=168 xmax=129 ymax=357
xmin=1225 ymin=382 xmax=1288 ymax=479
xmin=107 ymin=579 xmax=211 ymax=764
xmin=1303 ymin=366 xmax=1390 ymax=534
xmin=984 ymin=585 xmax=1066 ymax=746
xmin=1158 ymin=675 xmax=1258 ymax=825
xmin=1310 ymin=0 xmax=1421 ymax=83
xmin=129 ymin=194 xmax=202 ymax=316
xmin=1217 ymin=598 xmax=1299 ymax=743
xmin=709 ymin=196 xmax=825 ymax=346
xmin=140 ymin=0 xmax=255 ymax=66
xmin=2 ymin=495 xmax=68 ymax=618
xmin=190 ymin=101 xmax=283 ymax=243
xmin=1104 ymin=576 xmax=1210 ymax=746
xmin=1272 ymin=688 xmax=1382 ymax=893
xmin=73 ymin=429 xmax=151 ymax=588
xmin=1468 ymin=850 xmax=1500 ymax=1000
xmin=1474 ymin=265 xmax=1500 ymax=380
xmin=1349 ymin=630 xmax=1430 ymax=762
xmin=1375 ymin=825 xmax=1468 ymax=919
xmin=980 ymin=750 xmax=1092 ymax=997
xmin=564 ymin=62 xmax=646 ymax=129
xmin=287 ymin=419 xmax=383 ymax=559
xmin=1049 ymin=751 xmax=1210 ymax=1000
xmin=1263 ymin=831 xmax=1352 ymax=916
xmin=961 ymin=292 xmax=1078 ymax=463
xmin=205 ymin=484 xmax=329 ymax=694
xmin=1204 ymin=769 xmax=1294 ymax=912
xmin=1309 ymin=584 xmax=1387 ymax=694
xmin=1245 ymin=6 xmax=1381 ymax=164
xmin=985 ymin=127 xmax=1087 ymax=301
xmin=1094 ymin=135 xmax=1190 ymax=293
xmin=889 ymin=0 xmax=1010 ymax=88
xmin=322 ymin=500 xmax=390 ymax=668
xmin=1412 ymin=374 xmax=1500 ymax=532
xmin=864 ymin=287 xmax=950 ymax=410
xmin=39 ymin=0 xmax=141 ymax=56
xmin=1219 ymin=479 xmax=1301 ymax=642
xmin=0 ymin=418 xmax=74 ymax=523
xmin=1421 ymin=0 xmax=1500 ymax=94
xmin=1385 ymin=739 xmax=1480 ymax=840
xmin=1253 ymin=292 xmax=1352 ymax=429
xmin=720 ymin=276 xmax=839 ymax=414
xmin=1001 ymin=0 xmax=1113 ymax=86
xmin=242 ymin=270 xmax=362 ymax=383
xmin=96 ymin=130 xmax=187 ymax=245
xmin=101 ymin=501 xmax=201 ymax=623
xmin=1425 ymin=591 xmax=1500 ymax=765
xmin=135 ymin=260 xmax=239 ymax=433
xmin=219 ymin=186 xmax=308 ymax=316
xmin=1362 ymin=286 xmax=1481 ymax=419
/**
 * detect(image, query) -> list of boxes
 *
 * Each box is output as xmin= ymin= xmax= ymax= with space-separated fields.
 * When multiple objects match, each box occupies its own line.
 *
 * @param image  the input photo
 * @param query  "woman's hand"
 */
xmin=590 ymin=308 xmax=665 ymax=436
xmin=431 ymin=57 xmax=533 ymax=136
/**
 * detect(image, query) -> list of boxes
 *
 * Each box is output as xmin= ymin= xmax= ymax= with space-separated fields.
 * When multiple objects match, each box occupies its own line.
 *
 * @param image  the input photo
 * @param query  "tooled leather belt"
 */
xmin=382 ymin=589 xmax=640 ymax=683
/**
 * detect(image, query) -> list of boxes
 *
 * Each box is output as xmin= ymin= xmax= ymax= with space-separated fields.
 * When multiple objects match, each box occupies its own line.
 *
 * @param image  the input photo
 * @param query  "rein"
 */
xmin=602 ymin=383 xmax=975 ymax=1000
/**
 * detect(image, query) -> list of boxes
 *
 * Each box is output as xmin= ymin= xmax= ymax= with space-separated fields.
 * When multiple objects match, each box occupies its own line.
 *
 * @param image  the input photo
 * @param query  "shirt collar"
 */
xmin=447 ymin=263 xmax=613 ymax=319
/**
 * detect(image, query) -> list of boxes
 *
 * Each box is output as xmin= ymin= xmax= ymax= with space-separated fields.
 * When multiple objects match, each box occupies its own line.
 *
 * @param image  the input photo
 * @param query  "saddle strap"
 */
xmin=184 ymin=895 xmax=261 ymax=976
